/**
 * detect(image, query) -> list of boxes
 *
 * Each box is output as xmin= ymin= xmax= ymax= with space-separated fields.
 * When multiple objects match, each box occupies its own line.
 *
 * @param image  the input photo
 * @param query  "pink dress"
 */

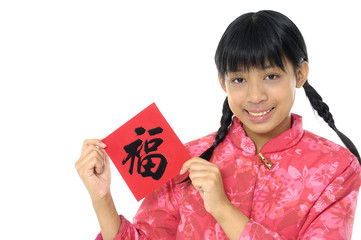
xmin=96 ymin=114 xmax=361 ymax=239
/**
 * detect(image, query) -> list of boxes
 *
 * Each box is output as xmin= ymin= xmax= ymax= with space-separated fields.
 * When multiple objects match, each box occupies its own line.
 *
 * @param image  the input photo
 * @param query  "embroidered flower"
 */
xmin=241 ymin=137 xmax=255 ymax=156
xmin=328 ymin=141 xmax=341 ymax=152
xmin=325 ymin=189 xmax=336 ymax=202
xmin=302 ymin=137 xmax=320 ymax=151
xmin=188 ymin=141 xmax=213 ymax=156
xmin=204 ymin=229 xmax=214 ymax=240
xmin=300 ymin=204 xmax=308 ymax=215
xmin=314 ymin=198 xmax=327 ymax=212
xmin=157 ymin=188 xmax=168 ymax=207
xmin=270 ymin=153 xmax=282 ymax=161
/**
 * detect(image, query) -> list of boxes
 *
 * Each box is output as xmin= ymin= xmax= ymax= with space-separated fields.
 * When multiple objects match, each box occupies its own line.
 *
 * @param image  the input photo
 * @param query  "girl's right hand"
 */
xmin=75 ymin=139 xmax=111 ymax=202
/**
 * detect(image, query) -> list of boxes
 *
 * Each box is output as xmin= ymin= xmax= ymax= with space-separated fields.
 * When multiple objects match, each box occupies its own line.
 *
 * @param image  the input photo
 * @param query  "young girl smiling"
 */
xmin=76 ymin=10 xmax=361 ymax=239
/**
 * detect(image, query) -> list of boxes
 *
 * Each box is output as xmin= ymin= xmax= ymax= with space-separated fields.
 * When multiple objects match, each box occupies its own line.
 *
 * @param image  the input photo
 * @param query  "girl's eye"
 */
xmin=232 ymin=78 xmax=245 ymax=84
xmin=265 ymin=75 xmax=278 ymax=80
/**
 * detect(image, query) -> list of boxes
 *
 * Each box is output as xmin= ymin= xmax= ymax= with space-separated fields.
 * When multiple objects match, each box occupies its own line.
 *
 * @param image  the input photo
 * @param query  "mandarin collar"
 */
xmin=229 ymin=113 xmax=304 ymax=156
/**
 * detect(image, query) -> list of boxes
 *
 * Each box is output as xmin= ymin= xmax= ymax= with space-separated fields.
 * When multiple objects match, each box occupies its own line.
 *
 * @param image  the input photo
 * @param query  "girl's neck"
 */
xmin=243 ymin=115 xmax=292 ymax=153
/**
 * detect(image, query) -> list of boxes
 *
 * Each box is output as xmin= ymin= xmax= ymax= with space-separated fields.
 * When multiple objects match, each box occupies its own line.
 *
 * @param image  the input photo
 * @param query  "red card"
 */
xmin=102 ymin=103 xmax=190 ymax=201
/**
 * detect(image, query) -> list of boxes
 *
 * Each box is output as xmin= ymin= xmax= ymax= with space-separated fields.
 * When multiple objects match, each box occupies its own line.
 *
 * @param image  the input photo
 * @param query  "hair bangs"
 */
xmin=216 ymin=11 xmax=292 ymax=77
xmin=224 ymin=31 xmax=286 ymax=74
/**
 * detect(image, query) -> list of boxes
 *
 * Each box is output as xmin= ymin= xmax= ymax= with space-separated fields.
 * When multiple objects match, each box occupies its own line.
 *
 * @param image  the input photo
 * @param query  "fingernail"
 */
xmin=100 ymin=142 xmax=107 ymax=148
xmin=179 ymin=168 xmax=185 ymax=175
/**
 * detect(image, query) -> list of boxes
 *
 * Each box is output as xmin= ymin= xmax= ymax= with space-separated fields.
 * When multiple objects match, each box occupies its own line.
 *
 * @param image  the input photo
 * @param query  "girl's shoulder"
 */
xmin=300 ymin=129 xmax=360 ymax=171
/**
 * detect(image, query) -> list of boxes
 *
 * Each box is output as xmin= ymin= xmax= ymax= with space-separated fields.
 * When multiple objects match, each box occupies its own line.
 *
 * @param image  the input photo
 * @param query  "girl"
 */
xmin=76 ymin=10 xmax=361 ymax=239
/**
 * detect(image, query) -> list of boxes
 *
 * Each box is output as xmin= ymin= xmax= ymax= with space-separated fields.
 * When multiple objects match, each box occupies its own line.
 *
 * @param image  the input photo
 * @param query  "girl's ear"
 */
xmin=296 ymin=61 xmax=309 ymax=88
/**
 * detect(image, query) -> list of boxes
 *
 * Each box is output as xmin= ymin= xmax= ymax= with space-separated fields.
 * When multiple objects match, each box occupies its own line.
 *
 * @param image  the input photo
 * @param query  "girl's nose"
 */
xmin=246 ymin=82 xmax=267 ymax=104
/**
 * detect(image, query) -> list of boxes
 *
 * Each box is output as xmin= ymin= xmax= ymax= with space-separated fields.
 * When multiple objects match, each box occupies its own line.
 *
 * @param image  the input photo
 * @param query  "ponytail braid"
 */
xmin=199 ymin=97 xmax=233 ymax=160
xmin=303 ymin=80 xmax=361 ymax=164
xmin=180 ymin=97 xmax=233 ymax=184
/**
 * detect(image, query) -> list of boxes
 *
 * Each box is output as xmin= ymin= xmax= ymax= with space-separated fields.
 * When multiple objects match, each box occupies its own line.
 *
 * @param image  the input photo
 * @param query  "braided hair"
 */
xmin=303 ymin=81 xmax=360 ymax=161
xmin=179 ymin=97 xmax=233 ymax=184
xmin=182 ymin=10 xmax=360 ymax=185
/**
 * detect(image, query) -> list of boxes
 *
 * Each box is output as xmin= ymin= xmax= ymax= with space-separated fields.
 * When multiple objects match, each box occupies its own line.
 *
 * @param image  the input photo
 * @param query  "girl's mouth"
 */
xmin=247 ymin=108 xmax=274 ymax=117
xmin=245 ymin=107 xmax=275 ymax=122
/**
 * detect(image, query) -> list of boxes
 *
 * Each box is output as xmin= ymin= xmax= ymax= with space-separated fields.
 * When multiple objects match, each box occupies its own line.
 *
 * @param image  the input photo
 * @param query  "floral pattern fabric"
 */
xmin=96 ymin=114 xmax=361 ymax=239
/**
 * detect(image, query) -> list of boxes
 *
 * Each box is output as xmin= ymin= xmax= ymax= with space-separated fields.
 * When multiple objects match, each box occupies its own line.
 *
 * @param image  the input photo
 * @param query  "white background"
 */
xmin=1 ymin=0 xmax=360 ymax=239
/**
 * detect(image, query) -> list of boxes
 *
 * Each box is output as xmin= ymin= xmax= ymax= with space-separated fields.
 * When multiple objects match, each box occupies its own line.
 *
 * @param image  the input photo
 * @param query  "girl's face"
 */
xmin=220 ymin=59 xmax=308 ymax=143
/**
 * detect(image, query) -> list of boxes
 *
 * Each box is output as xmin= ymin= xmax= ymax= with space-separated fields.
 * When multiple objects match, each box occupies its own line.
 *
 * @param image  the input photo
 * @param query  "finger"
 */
xmin=76 ymin=149 xmax=103 ymax=170
xmin=78 ymin=151 xmax=105 ymax=177
xmin=81 ymin=139 xmax=107 ymax=152
xmin=83 ymin=139 xmax=107 ymax=148
xmin=180 ymin=157 xmax=205 ymax=174
xmin=190 ymin=175 xmax=220 ymax=193
xmin=188 ymin=165 xmax=220 ymax=185
xmin=189 ymin=162 xmax=218 ymax=172
xmin=180 ymin=157 xmax=216 ymax=175
xmin=87 ymin=154 xmax=105 ymax=175
xmin=189 ymin=176 xmax=209 ymax=191
xmin=82 ymin=144 xmax=105 ymax=160
xmin=79 ymin=141 xmax=105 ymax=162
xmin=89 ymin=153 xmax=105 ymax=175
xmin=189 ymin=170 xmax=215 ymax=180
xmin=76 ymin=145 xmax=105 ymax=167
xmin=76 ymin=149 xmax=105 ymax=173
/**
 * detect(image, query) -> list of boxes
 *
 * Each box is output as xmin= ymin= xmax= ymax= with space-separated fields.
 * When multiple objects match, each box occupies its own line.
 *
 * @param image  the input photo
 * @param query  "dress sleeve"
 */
xmin=95 ymin=177 xmax=181 ymax=240
xmin=239 ymin=155 xmax=361 ymax=240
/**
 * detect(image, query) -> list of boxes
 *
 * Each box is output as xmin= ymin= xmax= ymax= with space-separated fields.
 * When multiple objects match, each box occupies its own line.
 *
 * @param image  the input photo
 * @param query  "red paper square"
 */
xmin=102 ymin=103 xmax=190 ymax=201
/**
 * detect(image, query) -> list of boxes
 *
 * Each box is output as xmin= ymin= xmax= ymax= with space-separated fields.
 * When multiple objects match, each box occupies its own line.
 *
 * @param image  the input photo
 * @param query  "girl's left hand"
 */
xmin=180 ymin=157 xmax=231 ymax=217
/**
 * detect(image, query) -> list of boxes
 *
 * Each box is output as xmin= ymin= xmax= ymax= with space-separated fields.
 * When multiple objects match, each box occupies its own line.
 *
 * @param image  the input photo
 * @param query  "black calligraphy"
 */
xmin=122 ymin=127 xmax=168 ymax=180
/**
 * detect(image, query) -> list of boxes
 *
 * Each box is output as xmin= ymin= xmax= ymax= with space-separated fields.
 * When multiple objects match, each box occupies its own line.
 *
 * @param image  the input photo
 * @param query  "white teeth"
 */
xmin=248 ymin=108 xmax=273 ymax=117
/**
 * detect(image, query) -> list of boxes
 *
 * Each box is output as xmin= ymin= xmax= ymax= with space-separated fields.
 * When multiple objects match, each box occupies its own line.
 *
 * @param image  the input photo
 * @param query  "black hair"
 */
xmin=182 ymin=10 xmax=360 ymax=185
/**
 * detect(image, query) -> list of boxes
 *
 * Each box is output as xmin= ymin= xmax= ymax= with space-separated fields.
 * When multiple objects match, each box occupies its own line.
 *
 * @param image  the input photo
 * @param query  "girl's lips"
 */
xmin=247 ymin=108 xmax=274 ymax=114
xmin=245 ymin=107 xmax=275 ymax=122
